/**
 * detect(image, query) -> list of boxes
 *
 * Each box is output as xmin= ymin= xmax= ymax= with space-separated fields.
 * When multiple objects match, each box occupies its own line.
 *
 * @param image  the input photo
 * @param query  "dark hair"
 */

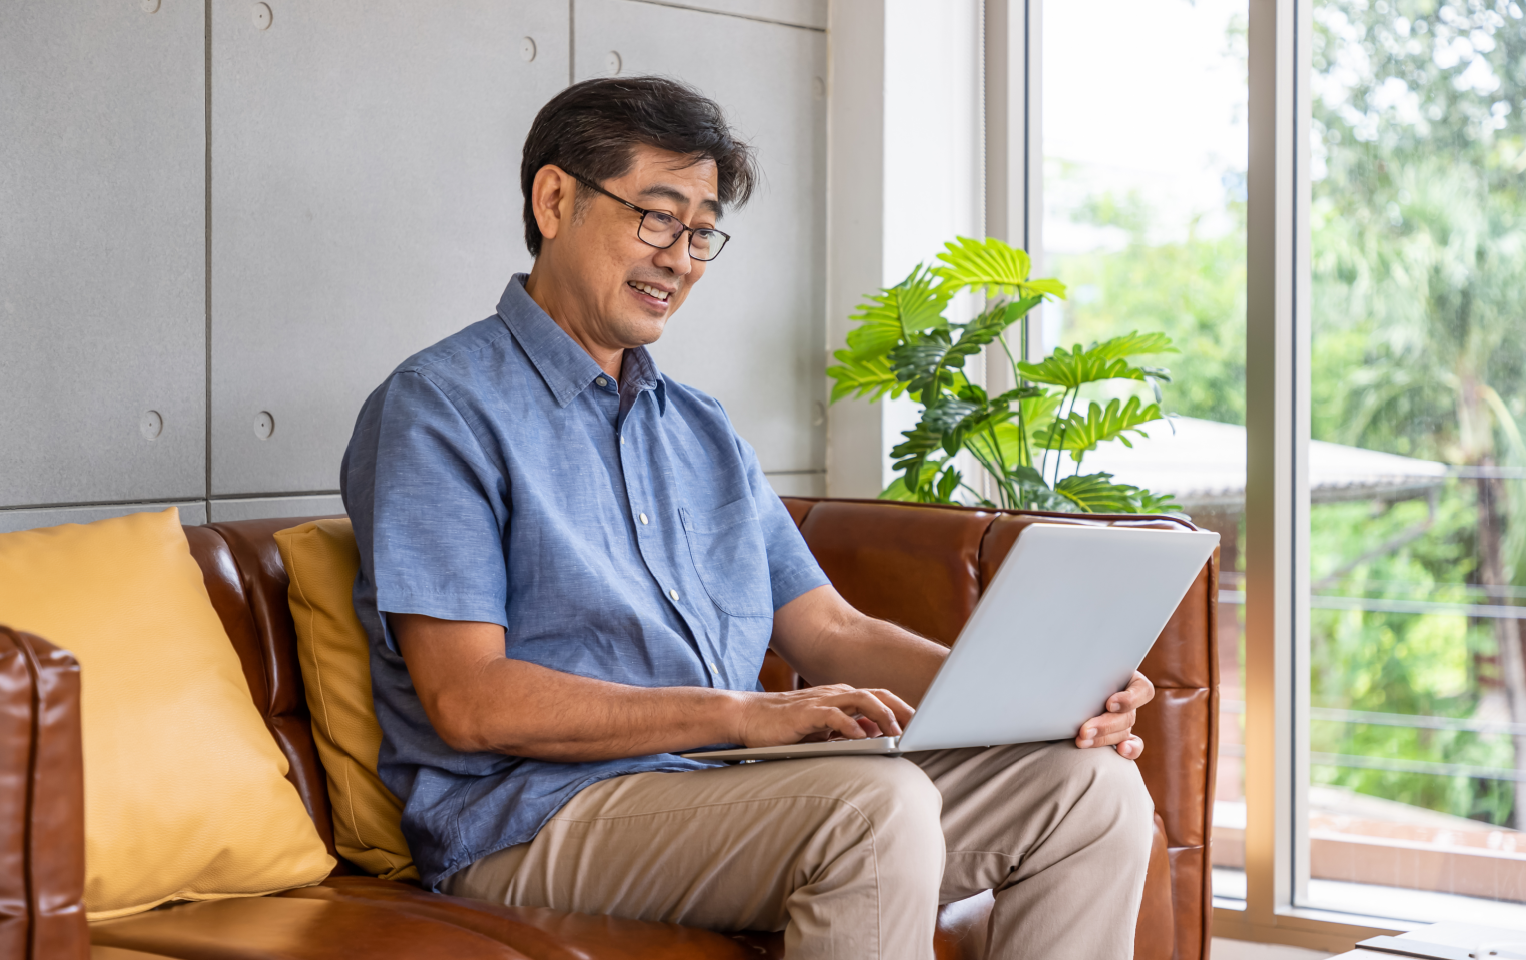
xmin=519 ymin=76 xmax=759 ymax=257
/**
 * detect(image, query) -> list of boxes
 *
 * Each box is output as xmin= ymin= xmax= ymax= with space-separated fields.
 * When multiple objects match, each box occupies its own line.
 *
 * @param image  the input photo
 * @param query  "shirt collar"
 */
xmin=496 ymin=274 xmax=666 ymax=415
xmin=620 ymin=339 xmax=668 ymax=416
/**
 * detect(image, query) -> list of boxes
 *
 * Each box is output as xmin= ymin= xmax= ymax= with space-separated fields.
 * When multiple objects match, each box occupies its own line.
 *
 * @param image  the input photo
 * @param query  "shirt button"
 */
xmin=669 ymin=588 xmax=680 ymax=601
xmin=639 ymin=513 xmax=649 ymax=525
xmin=596 ymin=377 xmax=608 ymax=387
xmin=708 ymin=661 xmax=719 ymax=675
xmin=620 ymin=436 xmax=625 ymax=445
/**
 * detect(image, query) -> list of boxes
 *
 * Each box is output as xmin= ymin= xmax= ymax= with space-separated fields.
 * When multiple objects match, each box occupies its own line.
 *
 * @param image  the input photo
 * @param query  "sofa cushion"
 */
xmin=0 ymin=508 xmax=333 ymax=919
xmin=274 ymin=518 xmax=417 ymax=881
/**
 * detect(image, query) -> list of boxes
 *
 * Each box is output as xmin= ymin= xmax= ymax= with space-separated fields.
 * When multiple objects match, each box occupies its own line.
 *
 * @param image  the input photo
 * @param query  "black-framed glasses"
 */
xmin=567 ymin=171 xmax=731 ymax=262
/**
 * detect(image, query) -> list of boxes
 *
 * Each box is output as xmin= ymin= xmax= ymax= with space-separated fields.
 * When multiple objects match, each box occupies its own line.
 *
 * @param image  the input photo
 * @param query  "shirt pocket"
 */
xmin=679 ymin=496 xmax=774 ymax=619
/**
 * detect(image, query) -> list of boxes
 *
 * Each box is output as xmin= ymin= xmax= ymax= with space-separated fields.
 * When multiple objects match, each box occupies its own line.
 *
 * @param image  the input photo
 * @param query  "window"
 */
xmin=1041 ymin=0 xmax=1251 ymax=906
xmin=1300 ymin=0 xmax=1526 ymax=925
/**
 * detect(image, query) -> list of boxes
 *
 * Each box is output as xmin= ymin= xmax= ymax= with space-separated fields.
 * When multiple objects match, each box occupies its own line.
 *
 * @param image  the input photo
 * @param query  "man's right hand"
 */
xmin=732 ymin=684 xmax=914 ymax=747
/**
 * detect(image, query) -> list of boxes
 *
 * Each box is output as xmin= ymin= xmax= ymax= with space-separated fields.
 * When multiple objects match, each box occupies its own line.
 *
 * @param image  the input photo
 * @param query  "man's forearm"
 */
xmin=447 ymin=658 xmax=744 ymax=761
xmin=809 ymin=617 xmax=948 ymax=706
xmin=772 ymin=587 xmax=949 ymax=707
xmin=392 ymin=613 xmax=745 ymax=762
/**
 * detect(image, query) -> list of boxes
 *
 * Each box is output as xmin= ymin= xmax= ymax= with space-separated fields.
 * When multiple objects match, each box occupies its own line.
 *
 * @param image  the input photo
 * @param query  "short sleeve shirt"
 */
xmin=340 ymin=276 xmax=830 ymax=889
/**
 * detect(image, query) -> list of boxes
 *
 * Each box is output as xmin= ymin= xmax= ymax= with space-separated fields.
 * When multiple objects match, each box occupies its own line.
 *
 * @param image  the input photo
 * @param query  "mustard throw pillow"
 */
xmin=0 ymin=508 xmax=334 ymax=920
xmin=275 ymin=518 xmax=417 ymax=881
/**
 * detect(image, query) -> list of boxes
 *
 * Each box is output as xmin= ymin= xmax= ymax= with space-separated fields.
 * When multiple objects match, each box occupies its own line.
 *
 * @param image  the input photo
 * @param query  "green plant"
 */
xmin=826 ymin=236 xmax=1181 ymax=514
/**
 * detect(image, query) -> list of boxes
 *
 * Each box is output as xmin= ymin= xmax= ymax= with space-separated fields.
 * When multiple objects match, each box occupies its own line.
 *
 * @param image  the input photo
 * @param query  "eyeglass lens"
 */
xmin=637 ymin=211 xmax=727 ymax=262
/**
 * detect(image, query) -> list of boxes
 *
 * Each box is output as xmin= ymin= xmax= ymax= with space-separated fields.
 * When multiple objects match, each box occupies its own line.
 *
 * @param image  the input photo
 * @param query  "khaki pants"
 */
xmin=443 ymin=742 xmax=1155 ymax=960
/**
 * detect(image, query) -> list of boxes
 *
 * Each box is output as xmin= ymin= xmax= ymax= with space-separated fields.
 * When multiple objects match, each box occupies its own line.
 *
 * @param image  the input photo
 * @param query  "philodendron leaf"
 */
xmin=1054 ymin=473 xmax=1144 ymax=514
xmin=888 ymin=339 xmax=957 ymax=398
xmin=1087 ymin=331 xmax=1176 ymax=361
xmin=968 ymin=421 xmax=1029 ymax=472
xmin=1017 ymin=331 xmax=1178 ymax=390
xmin=1032 ymin=395 xmax=1164 ymax=459
xmin=936 ymin=466 xmax=962 ymax=501
xmin=1018 ymin=392 xmax=1064 ymax=446
xmin=1008 ymin=464 xmax=1048 ymax=488
xmin=893 ymin=264 xmax=953 ymax=334
xmin=945 ymin=297 xmax=1043 ymax=368
xmin=842 ymin=264 xmax=951 ymax=363
xmin=922 ymin=397 xmax=979 ymax=433
xmin=1137 ymin=488 xmax=1183 ymax=514
xmin=934 ymin=236 xmax=1068 ymax=301
xmin=826 ymin=350 xmax=903 ymax=402
xmin=1018 ymin=346 xmax=1138 ymax=389
xmin=878 ymin=477 xmax=918 ymax=502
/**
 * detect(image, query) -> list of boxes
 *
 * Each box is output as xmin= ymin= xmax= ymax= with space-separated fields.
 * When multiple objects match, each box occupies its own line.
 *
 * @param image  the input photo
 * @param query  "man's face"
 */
xmin=553 ymin=144 xmax=720 ymax=349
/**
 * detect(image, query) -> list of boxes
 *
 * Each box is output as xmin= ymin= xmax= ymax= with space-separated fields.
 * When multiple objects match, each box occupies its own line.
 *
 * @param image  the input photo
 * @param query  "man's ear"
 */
xmin=531 ymin=165 xmax=577 ymax=243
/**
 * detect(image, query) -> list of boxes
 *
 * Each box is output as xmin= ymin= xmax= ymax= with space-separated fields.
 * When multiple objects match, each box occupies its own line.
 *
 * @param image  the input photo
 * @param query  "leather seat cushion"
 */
xmin=91 ymin=877 xmax=779 ymax=960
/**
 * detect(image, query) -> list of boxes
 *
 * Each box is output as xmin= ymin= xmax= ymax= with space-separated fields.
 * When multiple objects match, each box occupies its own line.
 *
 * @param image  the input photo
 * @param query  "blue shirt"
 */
xmin=340 ymin=275 xmax=830 ymax=889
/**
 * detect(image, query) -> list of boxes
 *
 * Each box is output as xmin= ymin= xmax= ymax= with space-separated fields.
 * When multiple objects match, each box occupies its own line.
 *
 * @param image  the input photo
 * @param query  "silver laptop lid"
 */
xmin=896 ymin=522 xmax=1218 ymax=753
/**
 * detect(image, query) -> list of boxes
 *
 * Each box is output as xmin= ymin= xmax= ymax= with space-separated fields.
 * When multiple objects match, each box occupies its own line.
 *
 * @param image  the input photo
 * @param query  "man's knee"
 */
xmin=819 ymin=757 xmax=945 ymax=876
xmin=1063 ymin=746 xmax=1156 ymax=853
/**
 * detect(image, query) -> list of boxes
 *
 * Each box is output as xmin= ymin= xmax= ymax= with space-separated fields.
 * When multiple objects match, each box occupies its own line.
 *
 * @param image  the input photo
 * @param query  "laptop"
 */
xmin=682 ymin=522 xmax=1219 ymax=763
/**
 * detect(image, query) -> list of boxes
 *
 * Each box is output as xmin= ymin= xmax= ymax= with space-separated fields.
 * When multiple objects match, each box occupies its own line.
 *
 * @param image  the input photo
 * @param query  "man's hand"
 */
xmin=733 ymin=684 xmax=914 ymax=747
xmin=1074 ymin=671 xmax=1155 ymax=760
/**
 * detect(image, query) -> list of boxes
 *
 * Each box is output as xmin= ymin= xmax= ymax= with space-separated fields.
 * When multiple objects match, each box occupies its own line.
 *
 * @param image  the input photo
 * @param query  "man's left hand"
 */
xmin=1075 ymin=671 xmax=1154 ymax=761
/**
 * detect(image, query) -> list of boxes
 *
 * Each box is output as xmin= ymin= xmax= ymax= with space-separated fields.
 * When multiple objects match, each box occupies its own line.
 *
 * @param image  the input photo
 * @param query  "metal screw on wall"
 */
xmin=253 ymin=411 xmax=275 ymax=441
xmin=606 ymin=51 xmax=622 ymax=75
xmin=140 ymin=411 xmax=163 ymax=441
xmin=141 ymin=0 xmax=160 ymax=13
xmin=252 ymin=3 xmax=272 ymax=30
xmin=520 ymin=37 xmax=537 ymax=62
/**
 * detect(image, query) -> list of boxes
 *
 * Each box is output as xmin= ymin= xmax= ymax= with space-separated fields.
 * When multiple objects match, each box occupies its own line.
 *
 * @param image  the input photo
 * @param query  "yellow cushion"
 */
xmin=0 ymin=508 xmax=334 ymax=920
xmin=275 ymin=518 xmax=417 ymax=881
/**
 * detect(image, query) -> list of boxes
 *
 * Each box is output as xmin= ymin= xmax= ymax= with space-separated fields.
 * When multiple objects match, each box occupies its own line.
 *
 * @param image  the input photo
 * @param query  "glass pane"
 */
xmin=1305 ymin=0 xmax=1526 ymax=923
xmin=1042 ymin=0 xmax=1250 ymax=905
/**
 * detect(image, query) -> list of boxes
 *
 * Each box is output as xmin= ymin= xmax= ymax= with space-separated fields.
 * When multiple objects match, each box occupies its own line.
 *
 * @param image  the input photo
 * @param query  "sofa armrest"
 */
xmin=0 ymin=625 xmax=88 ymax=960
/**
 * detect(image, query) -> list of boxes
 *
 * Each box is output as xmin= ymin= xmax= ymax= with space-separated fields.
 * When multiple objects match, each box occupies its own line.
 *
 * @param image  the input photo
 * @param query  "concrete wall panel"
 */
xmin=210 ymin=0 xmax=570 ymax=495
xmin=765 ymin=471 xmax=826 ymax=498
xmin=0 ymin=1 xmax=206 ymax=508
xmin=574 ymin=0 xmax=827 ymax=475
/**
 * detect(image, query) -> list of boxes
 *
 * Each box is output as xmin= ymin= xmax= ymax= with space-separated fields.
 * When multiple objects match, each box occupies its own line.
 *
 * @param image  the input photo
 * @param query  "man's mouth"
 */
xmin=628 ymin=281 xmax=671 ymax=303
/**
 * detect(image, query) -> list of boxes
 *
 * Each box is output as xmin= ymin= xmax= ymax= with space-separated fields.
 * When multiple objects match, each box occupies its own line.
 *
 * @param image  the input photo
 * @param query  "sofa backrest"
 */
xmin=186 ymin=520 xmax=345 ymax=865
xmin=184 ymin=498 xmax=1218 ymax=955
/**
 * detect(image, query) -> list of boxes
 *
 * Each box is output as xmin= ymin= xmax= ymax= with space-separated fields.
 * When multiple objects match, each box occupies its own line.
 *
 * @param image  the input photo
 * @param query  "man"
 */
xmin=342 ymin=77 xmax=1156 ymax=959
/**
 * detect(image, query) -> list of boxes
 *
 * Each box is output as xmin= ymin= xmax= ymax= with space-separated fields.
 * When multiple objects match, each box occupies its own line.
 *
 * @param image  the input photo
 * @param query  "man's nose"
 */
xmin=651 ymin=235 xmax=694 ymax=276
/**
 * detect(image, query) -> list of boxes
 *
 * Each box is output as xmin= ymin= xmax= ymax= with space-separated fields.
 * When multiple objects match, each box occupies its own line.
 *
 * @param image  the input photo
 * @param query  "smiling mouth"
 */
xmin=628 ymin=281 xmax=671 ymax=303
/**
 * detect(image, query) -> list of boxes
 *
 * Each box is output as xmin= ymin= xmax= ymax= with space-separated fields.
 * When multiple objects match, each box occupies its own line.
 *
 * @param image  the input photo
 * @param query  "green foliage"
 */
xmin=827 ymin=236 xmax=1180 ymax=514
xmin=1300 ymin=0 xmax=1526 ymax=823
xmin=1048 ymin=203 xmax=1247 ymax=427
xmin=1309 ymin=490 xmax=1517 ymax=825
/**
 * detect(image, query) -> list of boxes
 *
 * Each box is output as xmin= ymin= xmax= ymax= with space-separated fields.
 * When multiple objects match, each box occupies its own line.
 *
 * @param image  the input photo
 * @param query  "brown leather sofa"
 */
xmin=3 ymin=497 xmax=1218 ymax=960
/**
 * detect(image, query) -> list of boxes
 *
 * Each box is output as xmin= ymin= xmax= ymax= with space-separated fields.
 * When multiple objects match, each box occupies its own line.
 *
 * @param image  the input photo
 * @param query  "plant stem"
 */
xmin=997 ymin=332 xmax=1036 ymax=471
xmin=1041 ymin=387 xmax=1072 ymax=487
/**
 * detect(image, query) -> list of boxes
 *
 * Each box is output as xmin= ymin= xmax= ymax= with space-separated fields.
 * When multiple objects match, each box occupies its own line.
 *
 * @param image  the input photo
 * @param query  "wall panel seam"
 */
xmin=204 ymin=0 xmax=214 ymax=520
xmin=0 ymin=497 xmax=208 ymax=515
xmin=620 ymin=0 xmax=825 ymax=32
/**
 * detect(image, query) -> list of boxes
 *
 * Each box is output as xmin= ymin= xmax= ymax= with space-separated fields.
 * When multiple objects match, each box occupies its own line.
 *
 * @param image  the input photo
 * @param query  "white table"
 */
xmin=1336 ymin=922 xmax=1526 ymax=959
